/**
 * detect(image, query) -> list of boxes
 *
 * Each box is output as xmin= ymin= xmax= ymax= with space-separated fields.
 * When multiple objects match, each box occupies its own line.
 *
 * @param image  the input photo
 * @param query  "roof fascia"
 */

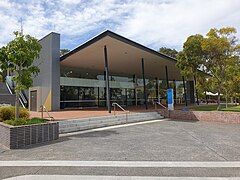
xmin=60 ymin=30 xmax=177 ymax=63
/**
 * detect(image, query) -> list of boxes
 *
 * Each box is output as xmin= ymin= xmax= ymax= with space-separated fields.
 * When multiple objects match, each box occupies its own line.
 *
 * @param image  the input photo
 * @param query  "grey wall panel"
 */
xmin=51 ymin=34 xmax=60 ymax=110
xmin=32 ymin=33 xmax=60 ymax=111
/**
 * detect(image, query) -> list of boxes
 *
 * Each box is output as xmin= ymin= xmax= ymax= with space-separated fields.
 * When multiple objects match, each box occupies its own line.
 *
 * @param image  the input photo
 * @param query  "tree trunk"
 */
xmin=15 ymin=66 xmax=21 ymax=119
xmin=205 ymin=91 xmax=208 ymax=104
xmin=225 ymin=90 xmax=228 ymax=109
xmin=15 ymin=90 xmax=20 ymax=119
xmin=217 ymin=82 xmax=221 ymax=111
xmin=230 ymin=97 xmax=233 ymax=105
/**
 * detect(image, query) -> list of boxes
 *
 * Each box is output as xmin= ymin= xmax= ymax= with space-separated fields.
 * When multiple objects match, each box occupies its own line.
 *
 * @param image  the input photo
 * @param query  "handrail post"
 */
xmin=41 ymin=105 xmax=43 ymax=119
xmin=155 ymin=101 xmax=167 ymax=110
xmin=112 ymin=102 xmax=129 ymax=122
xmin=114 ymin=104 xmax=116 ymax=115
xmin=40 ymin=105 xmax=54 ymax=121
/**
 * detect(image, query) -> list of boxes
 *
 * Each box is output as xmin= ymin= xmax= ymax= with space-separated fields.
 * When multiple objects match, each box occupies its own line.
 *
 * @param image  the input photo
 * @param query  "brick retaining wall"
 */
xmin=0 ymin=122 xmax=59 ymax=149
xmin=158 ymin=110 xmax=240 ymax=124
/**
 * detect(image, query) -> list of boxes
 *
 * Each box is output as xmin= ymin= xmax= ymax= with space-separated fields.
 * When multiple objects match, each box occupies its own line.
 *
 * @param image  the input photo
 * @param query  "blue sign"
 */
xmin=167 ymin=88 xmax=173 ymax=104
xmin=167 ymin=88 xmax=174 ymax=110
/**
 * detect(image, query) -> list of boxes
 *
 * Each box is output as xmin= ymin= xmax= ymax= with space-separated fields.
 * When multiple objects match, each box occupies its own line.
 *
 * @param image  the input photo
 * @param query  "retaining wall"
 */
xmin=158 ymin=110 xmax=240 ymax=124
xmin=0 ymin=122 xmax=59 ymax=149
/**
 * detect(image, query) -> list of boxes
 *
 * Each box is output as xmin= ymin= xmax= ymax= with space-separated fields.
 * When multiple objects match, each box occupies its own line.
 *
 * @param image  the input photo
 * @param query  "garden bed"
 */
xmin=0 ymin=121 xmax=59 ymax=149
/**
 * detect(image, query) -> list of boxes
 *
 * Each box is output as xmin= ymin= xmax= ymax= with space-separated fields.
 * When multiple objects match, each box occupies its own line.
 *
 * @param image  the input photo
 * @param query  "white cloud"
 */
xmin=0 ymin=0 xmax=239 ymax=51
xmin=116 ymin=0 xmax=240 ymax=50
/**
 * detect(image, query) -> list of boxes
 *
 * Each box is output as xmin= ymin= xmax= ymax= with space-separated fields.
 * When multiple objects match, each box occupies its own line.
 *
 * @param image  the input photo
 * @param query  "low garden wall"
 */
xmin=0 ymin=122 xmax=59 ymax=149
xmin=159 ymin=110 xmax=240 ymax=124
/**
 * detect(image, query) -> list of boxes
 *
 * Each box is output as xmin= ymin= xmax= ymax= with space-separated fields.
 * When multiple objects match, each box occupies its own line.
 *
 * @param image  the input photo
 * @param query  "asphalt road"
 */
xmin=0 ymin=119 xmax=240 ymax=179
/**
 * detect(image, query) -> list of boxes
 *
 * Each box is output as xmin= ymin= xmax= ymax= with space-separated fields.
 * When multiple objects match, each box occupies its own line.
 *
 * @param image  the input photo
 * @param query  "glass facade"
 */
xmin=60 ymin=67 xmax=194 ymax=109
xmin=60 ymin=86 xmax=98 ymax=108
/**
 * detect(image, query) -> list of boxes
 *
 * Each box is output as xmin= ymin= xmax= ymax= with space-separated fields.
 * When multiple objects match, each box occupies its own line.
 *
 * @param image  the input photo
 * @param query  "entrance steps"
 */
xmin=58 ymin=112 xmax=164 ymax=133
xmin=0 ymin=82 xmax=15 ymax=106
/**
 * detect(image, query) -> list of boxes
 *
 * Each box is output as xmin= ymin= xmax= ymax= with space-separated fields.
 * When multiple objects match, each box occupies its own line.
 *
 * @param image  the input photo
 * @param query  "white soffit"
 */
xmin=60 ymin=32 xmax=183 ymax=80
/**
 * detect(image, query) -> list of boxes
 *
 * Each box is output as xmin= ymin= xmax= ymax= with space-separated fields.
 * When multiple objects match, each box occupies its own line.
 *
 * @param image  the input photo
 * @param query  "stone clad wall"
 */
xmin=158 ymin=110 xmax=240 ymax=124
xmin=0 ymin=122 xmax=59 ymax=149
xmin=0 ymin=123 xmax=11 ymax=148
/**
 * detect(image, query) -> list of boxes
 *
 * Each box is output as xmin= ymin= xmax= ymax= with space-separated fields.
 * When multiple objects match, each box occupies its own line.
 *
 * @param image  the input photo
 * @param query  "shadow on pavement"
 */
xmin=68 ymin=130 xmax=119 ymax=138
xmin=168 ymin=119 xmax=199 ymax=123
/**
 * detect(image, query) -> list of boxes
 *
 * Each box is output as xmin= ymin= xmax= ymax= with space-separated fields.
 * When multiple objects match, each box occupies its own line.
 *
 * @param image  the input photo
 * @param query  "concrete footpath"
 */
xmin=0 ymin=119 xmax=240 ymax=179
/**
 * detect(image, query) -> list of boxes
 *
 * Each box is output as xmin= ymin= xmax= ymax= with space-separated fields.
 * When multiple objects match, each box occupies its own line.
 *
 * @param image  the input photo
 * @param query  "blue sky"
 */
xmin=0 ymin=0 xmax=239 ymax=51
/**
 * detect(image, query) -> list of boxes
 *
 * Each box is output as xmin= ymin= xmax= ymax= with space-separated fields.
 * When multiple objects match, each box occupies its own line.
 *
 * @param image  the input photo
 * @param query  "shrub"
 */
xmin=0 ymin=74 xmax=3 ymax=82
xmin=0 ymin=106 xmax=30 ymax=121
xmin=0 ymin=106 xmax=14 ymax=121
xmin=5 ymin=118 xmax=27 ymax=126
xmin=19 ymin=107 xmax=30 ymax=119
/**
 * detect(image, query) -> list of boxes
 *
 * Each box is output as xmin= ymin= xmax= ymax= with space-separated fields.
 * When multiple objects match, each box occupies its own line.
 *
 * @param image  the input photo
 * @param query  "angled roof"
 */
xmin=60 ymin=30 xmax=176 ymax=63
xmin=60 ymin=30 xmax=183 ymax=80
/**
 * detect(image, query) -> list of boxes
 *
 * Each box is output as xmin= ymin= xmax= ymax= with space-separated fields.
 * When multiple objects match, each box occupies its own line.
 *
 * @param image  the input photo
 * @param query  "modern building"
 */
xmin=28 ymin=30 xmax=195 ymax=112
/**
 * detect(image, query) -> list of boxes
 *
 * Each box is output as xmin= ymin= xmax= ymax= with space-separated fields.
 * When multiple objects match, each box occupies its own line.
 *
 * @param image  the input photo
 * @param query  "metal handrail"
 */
xmin=40 ymin=105 xmax=54 ymax=121
xmin=5 ymin=81 xmax=13 ymax=95
xmin=5 ymin=80 xmax=26 ymax=108
xmin=5 ymin=77 xmax=28 ymax=108
xmin=155 ymin=101 xmax=167 ymax=110
xmin=112 ymin=102 xmax=129 ymax=121
xmin=19 ymin=91 xmax=27 ymax=104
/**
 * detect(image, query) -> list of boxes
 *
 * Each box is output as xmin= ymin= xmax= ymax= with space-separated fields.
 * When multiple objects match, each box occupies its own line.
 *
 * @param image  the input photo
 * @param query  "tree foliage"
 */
xmin=177 ymin=27 xmax=240 ymax=110
xmin=177 ymin=34 xmax=204 ymax=78
xmin=60 ymin=49 xmax=70 ymax=56
xmin=0 ymin=31 xmax=42 ymax=118
xmin=159 ymin=47 xmax=178 ymax=59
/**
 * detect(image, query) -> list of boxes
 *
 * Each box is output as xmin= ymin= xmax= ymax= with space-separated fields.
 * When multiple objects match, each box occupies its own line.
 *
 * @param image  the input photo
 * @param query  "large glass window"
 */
xmin=175 ymin=81 xmax=184 ymax=104
xmin=158 ymin=80 xmax=167 ymax=104
xmin=110 ymin=88 xmax=126 ymax=106
xmin=146 ymin=79 xmax=156 ymax=104
xmin=60 ymin=86 xmax=98 ymax=108
xmin=126 ymin=88 xmax=135 ymax=106
xmin=98 ymin=87 xmax=106 ymax=107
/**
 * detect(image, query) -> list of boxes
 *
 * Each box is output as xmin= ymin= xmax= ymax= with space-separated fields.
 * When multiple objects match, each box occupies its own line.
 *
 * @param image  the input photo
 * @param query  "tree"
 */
xmin=60 ymin=49 xmax=70 ymax=56
xmin=201 ymin=27 xmax=240 ymax=110
xmin=176 ymin=27 xmax=240 ymax=110
xmin=0 ymin=31 xmax=41 ymax=118
xmin=176 ymin=34 xmax=204 ymax=105
xmin=159 ymin=47 xmax=178 ymax=59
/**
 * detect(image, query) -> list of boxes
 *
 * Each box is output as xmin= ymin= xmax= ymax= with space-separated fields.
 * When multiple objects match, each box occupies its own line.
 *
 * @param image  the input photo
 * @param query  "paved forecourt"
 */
xmin=0 ymin=119 xmax=240 ymax=178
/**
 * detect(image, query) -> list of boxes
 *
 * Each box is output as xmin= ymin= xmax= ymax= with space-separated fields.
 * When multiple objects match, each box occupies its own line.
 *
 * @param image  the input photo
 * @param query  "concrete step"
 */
xmin=58 ymin=114 xmax=161 ymax=127
xmin=59 ymin=112 xmax=161 ymax=124
xmin=58 ymin=112 xmax=164 ymax=133
xmin=0 ymin=94 xmax=16 ymax=106
xmin=59 ymin=116 xmax=160 ymax=129
xmin=0 ymin=82 xmax=10 ymax=94
xmin=0 ymin=82 xmax=15 ymax=106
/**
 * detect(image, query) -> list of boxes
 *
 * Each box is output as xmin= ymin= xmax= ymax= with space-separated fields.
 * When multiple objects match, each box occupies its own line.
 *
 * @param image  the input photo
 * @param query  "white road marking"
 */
xmin=0 ymin=161 xmax=240 ymax=167
xmin=60 ymin=119 xmax=168 ymax=137
xmin=4 ymin=175 xmax=240 ymax=180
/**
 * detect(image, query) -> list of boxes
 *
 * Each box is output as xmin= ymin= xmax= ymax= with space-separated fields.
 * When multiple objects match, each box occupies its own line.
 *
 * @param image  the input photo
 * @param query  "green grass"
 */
xmin=4 ymin=117 xmax=47 ymax=126
xmin=222 ymin=105 xmax=240 ymax=112
xmin=27 ymin=118 xmax=47 ymax=125
xmin=189 ymin=104 xmax=240 ymax=112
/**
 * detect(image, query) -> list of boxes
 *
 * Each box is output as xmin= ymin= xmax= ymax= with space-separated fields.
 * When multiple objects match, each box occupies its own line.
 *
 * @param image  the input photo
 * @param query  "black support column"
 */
xmin=173 ymin=79 xmax=176 ymax=104
xmin=155 ymin=77 xmax=159 ymax=102
xmin=194 ymin=76 xmax=199 ymax=105
xmin=182 ymin=76 xmax=188 ymax=106
xmin=141 ymin=58 xmax=148 ymax=110
xmin=165 ymin=66 xmax=169 ymax=89
xmin=104 ymin=46 xmax=111 ymax=113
